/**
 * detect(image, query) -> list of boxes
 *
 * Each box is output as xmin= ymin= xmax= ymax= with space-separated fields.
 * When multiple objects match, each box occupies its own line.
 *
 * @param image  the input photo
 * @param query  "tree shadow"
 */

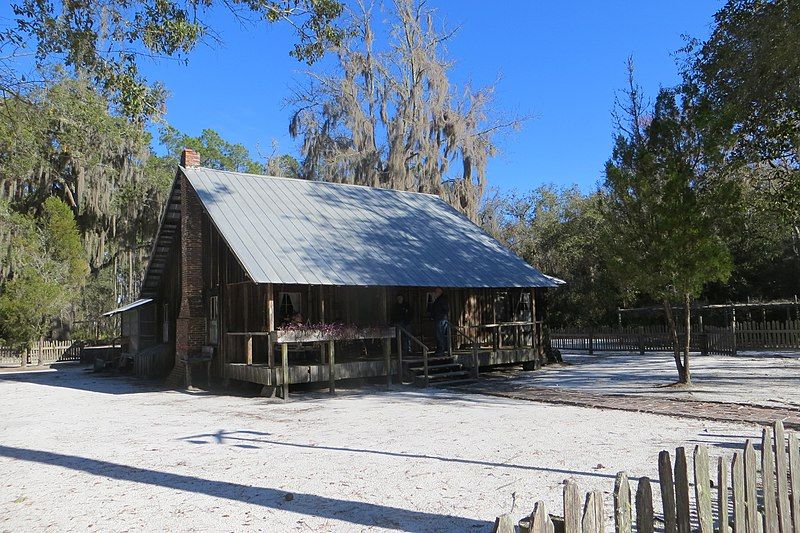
xmin=0 ymin=444 xmax=490 ymax=531
xmin=177 ymin=429 xmax=619 ymax=480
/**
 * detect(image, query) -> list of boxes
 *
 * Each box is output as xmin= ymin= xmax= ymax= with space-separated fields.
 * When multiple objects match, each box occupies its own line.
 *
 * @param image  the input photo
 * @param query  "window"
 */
xmin=279 ymin=292 xmax=302 ymax=322
xmin=208 ymin=296 xmax=219 ymax=344
xmin=495 ymin=291 xmax=511 ymax=322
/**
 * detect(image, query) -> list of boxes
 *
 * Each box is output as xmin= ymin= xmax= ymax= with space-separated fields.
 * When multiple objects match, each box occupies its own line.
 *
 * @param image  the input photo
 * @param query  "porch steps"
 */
xmin=404 ymin=354 xmax=475 ymax=387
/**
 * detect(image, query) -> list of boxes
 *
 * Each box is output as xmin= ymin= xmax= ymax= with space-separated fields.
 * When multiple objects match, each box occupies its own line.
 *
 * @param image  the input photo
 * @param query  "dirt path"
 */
xmin=459 ymin=351 xmax=800 ymax=428
xmin=459 ymin=381 xmax=800 ymax=429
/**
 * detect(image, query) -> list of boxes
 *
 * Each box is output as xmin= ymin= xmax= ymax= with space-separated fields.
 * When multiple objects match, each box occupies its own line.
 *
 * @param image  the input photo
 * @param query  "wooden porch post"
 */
xmin=245 ymin=334 xmax=253 ymax=365
xmin=266 ymin=284 xmax=275 ymax=367
xmin=328 ymin=340 xmax=335 ymax=394
xmin=531 ymin=288 xmax=541 ymax=361
xmin=319 ymin=286 xmax=326 ymax=364
xmin=396 ymin=328 xmax=403 ymax=383
xmin=281 ymin=343 xmax=289 ymax=400
xmin=383 ymin=337 xmax=392 ymax=387
xmin=381 ymin=287 xmax=391 ymax=384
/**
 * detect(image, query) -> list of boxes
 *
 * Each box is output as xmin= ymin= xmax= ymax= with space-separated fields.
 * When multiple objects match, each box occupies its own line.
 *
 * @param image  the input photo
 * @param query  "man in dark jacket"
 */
xmin=428 ymin=287 xmax=449 ymax=356
xmin=391 ymin=294 xmax=413 ymax=355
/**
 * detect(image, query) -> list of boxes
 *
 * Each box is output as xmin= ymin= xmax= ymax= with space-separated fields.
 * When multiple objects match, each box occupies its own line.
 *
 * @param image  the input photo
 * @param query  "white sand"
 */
xmin=0 ymin=364 xmax=761 ymax=532
xmin=509 ymin=351 xmax=800 ymax=409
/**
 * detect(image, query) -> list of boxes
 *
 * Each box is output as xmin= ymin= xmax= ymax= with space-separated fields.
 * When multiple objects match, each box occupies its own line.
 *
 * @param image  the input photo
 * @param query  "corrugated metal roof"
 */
xmin=182 ymin=166 xmax=561 ymax=288
xmin=102 ymin=298 xmax=153 ymax=317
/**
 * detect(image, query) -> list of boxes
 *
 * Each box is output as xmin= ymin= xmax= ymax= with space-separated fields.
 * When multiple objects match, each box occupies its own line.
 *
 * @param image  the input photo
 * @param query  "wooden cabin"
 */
xmin=109 ymin=149 xmax=562 ymax=396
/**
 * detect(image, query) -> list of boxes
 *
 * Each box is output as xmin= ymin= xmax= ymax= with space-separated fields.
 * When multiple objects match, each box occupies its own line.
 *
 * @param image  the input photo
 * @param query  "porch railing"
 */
xmin=450 ymin=325 xmax=479 ymax=378
xmin=396 ymin=326 xmax=430 ymax=384
xmin=469 ymin=321 xmax=538 ymax=351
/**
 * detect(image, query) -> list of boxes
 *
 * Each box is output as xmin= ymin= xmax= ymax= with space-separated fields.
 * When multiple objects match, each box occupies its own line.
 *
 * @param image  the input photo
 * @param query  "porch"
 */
xmin=221 ymin=319 xmax=544 ymax=398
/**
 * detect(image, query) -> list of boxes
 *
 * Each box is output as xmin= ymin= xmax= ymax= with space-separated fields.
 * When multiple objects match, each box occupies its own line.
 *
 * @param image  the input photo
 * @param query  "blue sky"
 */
xmin=5 ymin=1 xmax=723 ymax=194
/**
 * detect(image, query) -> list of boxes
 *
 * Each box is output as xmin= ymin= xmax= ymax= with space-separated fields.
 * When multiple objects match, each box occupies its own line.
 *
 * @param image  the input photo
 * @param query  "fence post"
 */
xmin=638 ymin=327 xmax=645 ymax=355
xmin=588 ymin=329 xmax=594 ymax=355
xmin=732 ymin=451 xmax=746 ymax=533
xmin=744 ymin=440 xmax=758 ymax=533
xmin=658 ymin=450 xmax=677 ymax=533
xmin=493 ymin=514 xmax=515 ymax=533
xmin=614 ymin=472 xmax=632 ymax=533
xmin=761 ymin=427 xmax=778 ymax=533
xmin=693 ymin=445 xmax=713 ymax=533
xmin=635 ymin=477 xmax=654 ymax=533
xmin=731 ymin=308 xmax=738 ymax=356
xmin=582 ymin=491 xmax=604 ymax=533
xmin=718 ymin=456 xmax=729 ymax=533
xmin=563 ymin=480 xmax=581 ymax=533
xmin=773 ymin=421 xmax=791 ymax=533
xmin=674 ymin=447 xmax=691 ymax=533
xmin=788 ymin=432 xmax=800 ymax=533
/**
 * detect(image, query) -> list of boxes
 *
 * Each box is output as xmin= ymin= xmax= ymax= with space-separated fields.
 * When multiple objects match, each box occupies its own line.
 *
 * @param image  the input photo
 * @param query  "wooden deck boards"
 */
xmin=224 ymin=347 xmax=537 ymax=386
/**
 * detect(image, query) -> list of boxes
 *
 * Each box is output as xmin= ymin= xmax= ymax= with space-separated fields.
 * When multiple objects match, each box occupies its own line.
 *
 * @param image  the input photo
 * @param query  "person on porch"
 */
xmin=391 ymin=293 xmax=413 ymax=355
xmin=428 ymin=287 xmax=450 ymax=356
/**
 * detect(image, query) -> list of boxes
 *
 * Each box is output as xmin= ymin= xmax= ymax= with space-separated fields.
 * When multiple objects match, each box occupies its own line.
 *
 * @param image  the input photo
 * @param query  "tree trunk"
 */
xmin=682 ymin=293 xmax=692 ymax=385
xmin=128 ymin=248 xmax=133 ymax=300
xmin=663 ymin=298 xmax=684 ymax=381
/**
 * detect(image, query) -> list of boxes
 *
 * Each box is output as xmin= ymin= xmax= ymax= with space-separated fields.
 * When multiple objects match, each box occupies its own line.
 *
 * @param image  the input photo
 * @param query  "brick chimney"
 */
xmin=168 ymin=148 xmax=206 ymax=388
xmin=181 ymin=148 xmax=201 ymax=167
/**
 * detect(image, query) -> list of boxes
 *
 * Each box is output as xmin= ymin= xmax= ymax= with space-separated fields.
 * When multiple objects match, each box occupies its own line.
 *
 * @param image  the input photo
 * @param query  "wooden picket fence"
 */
xmin=736 ymin=320 xmax=800 ymax=350
xmin=549 ymin=329 xmax=725 ymax=356
xmin=495 ymin=421 xmax=799 ymax=533
xmin=0 ymin=340 xmax=82 ymax=366
xmin=551 ymin=320 xmax=800 ymax=356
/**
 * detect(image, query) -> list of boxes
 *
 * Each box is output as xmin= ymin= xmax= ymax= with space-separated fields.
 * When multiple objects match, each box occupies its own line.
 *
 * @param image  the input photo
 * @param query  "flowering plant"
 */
xmin=277 ymin=322 xmax=391 ymax=342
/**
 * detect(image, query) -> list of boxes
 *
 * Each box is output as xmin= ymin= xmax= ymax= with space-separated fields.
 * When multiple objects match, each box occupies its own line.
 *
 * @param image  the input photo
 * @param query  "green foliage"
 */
xmin=683 ymin=0 xmax=800 ymax=242
xmin=0 ymin=75 xmax=168 ymax=272
xmin=160 ymin=126 xmax=300 ymax=177
xmin=0 ymin=197 xmax=87 ymax=348
xmin=0 ymin=270 xmax=63 ymax=350
xmin=602 ymin=85 xmax=733 ymax=305
xmin=161 ymin=127 xmax=266 ymax=174
xmin=3 ymin=0 xmax=344 ymax=119
xmin=482 ymin=186 xmax=618 ymax=327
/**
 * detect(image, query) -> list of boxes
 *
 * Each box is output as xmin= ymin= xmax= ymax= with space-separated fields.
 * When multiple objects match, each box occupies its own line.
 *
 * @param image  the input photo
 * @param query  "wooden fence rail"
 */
xmin=551 ymin=320 xmax=800 ymax=356
xmin=494 ymin=421 xmax=799 ymax=533
xmin=0 ymin=340 xmax=82 ymax=366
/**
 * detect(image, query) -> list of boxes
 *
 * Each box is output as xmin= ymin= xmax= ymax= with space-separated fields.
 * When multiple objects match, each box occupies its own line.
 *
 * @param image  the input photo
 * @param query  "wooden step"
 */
xmin=427 ymin=370 xmax=471 ymax=380
xmin=413 ymin=370 xmax=472 ymax=387
xmin=429 ymin=378 xmax=477 ymax=388
xmin=409 ymin=363 xmax=462 ymax=374
xmin=403 ymin=355 xmax=454 ymax=365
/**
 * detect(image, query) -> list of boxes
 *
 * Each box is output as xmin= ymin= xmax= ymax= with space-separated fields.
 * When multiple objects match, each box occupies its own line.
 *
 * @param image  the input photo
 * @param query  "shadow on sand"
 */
xmin=0 ymin=444 xmax=489 ymax=531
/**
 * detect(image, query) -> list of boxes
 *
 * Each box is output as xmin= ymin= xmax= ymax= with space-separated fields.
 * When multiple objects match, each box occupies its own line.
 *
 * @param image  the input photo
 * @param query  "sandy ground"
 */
xmin=499 ymin=351 xmax=800 ymax=410
xmin=0 ymin=364 xmax=764 ymax=532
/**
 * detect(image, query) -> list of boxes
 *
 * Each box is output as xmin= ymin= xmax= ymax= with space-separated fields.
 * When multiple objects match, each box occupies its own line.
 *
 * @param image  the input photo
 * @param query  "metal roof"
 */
xmin=180 ymin=166 xmax=561 ymax=288
xmin=102 ymin=298 xmax=154 ymax=317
